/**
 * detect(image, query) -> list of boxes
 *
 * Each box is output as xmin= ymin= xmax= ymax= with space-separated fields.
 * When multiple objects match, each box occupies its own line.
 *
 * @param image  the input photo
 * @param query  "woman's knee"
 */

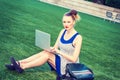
xmin=42 ymin=51 xmax=52 ymax=57
xmin=38 ymin=50 xmax=54 ymax=59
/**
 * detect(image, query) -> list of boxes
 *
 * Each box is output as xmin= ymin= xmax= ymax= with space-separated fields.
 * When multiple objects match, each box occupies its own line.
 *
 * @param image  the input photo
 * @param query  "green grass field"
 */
xmin=0 ymin=0 xmax=120 ymax=80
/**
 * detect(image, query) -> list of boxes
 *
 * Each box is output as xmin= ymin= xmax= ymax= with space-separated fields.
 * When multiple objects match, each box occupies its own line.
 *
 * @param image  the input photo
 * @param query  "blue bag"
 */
xmin=64 ymin=63 xmax=94 ymax=80
xmin=56 ymin=63 xmax=94 ymax=80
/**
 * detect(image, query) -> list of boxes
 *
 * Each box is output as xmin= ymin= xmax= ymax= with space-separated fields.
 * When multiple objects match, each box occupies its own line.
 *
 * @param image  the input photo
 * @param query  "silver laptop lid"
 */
xmin=35 ymin=30 xmax=50 ymax=50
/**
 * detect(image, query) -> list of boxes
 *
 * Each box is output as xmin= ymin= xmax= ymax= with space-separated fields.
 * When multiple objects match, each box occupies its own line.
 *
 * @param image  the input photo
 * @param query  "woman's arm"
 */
xmin=53 ymin=29 xmax=64 ymax=49
xmin=53 ymin=35 xmax=82 ymax=62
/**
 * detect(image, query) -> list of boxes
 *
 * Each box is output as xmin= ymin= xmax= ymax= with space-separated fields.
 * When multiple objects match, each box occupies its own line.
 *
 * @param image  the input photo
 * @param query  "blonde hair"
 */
xmin=65 ymin=9 xmax=80 ymax=22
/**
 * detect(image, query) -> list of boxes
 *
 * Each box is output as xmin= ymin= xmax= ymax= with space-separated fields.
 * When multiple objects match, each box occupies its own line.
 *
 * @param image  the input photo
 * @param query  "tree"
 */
xmin=105 ymin=0 xmax=120 ymax=9
xmin=93 ymin=0 xmax=106 ymax=4
xmin=85 ymin=0 xmax=120 ymax=9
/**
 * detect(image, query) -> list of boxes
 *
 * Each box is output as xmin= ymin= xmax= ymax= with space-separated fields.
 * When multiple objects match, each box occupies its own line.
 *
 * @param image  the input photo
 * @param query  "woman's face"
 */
xmin=62 ymin=16 xmax=75 ymax=31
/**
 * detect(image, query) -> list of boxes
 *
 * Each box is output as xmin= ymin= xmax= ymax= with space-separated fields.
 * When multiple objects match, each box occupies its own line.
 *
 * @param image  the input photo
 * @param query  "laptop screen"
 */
xmin=35 ymin=30 xmax=50 ymax=50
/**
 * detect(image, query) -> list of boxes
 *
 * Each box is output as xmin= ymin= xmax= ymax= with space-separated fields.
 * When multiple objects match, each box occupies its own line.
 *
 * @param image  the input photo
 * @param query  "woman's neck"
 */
xmin=66 ymin=28 xmax=76 ymax=34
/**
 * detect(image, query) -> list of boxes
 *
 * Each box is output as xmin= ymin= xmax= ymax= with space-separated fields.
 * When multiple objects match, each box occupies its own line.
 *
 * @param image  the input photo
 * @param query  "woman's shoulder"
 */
xmin=77 ymin=34 xmax=82 ymax=39
xmin=75 ymin=33 xmax=82 ymax=41
xmin=59 ymin=29 xmax=65 ymax=35
xmin=60 ymin=29 xmax=65 ymax=33
xmin=73 ymin=32 xmax=82 ymax=47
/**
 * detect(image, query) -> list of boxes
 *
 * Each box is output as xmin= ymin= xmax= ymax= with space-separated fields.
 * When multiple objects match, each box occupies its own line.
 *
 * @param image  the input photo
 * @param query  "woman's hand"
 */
xmin=50 ymin=47 xmax=60 ymax=54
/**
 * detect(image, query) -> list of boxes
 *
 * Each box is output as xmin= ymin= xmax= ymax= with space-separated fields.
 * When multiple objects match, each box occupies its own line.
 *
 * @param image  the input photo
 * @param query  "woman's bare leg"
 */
xmin=20 ymin=51 xmax=56 ymax=70
xmin=19 ymin=51 xmax=47 ymax=63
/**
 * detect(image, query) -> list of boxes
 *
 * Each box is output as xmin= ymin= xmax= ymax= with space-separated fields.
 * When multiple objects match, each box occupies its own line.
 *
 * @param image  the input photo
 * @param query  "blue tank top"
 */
xmin=58 ymin=29 xmax=80 ymax=75
xmin=60 ymin=30 xmax=79 ymax=44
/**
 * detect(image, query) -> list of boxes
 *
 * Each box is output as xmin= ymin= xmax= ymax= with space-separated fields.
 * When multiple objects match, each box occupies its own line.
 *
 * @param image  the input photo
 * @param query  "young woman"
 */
xmin=5 ymin=9 xmax=82 ymax=75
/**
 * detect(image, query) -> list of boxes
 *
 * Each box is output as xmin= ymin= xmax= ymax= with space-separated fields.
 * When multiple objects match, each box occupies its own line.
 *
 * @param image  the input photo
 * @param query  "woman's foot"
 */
xmin=10 ymin=57 xmax=24 ymax=73
xmin=5 ymin=64 xmax=15 ymax=70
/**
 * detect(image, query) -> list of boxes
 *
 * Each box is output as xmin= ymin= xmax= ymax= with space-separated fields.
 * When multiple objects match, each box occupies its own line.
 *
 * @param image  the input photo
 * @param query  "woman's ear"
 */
xmin=73 ymin=21 xmax=75 ymax=25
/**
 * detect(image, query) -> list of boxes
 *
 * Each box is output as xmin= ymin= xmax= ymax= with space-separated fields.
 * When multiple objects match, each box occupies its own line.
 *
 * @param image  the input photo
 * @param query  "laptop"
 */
xmin=35 ymin=29 xmax=51 ymax=51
